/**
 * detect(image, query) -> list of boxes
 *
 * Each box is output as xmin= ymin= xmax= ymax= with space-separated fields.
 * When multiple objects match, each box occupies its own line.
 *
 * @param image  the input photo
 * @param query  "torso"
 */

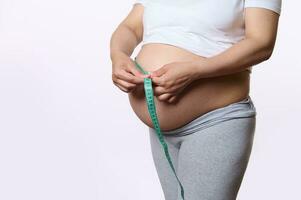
xmin=128 ymin=43 xmax=250 ymax=132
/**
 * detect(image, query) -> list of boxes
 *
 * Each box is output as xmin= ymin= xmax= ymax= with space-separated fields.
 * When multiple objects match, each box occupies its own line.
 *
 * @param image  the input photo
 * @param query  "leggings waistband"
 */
xmin=157 ymin=95 xmax=257 ymax=137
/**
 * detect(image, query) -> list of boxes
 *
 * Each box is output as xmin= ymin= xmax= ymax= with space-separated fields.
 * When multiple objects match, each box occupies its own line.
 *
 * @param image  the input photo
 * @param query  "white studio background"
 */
xmin=0 ymin=0 xmax=299 ymax=200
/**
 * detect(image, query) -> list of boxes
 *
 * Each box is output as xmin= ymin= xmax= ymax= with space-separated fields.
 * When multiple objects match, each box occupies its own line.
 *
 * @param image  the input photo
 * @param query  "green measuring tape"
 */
xmin=134 ymin=57 xmax=185 ymax=200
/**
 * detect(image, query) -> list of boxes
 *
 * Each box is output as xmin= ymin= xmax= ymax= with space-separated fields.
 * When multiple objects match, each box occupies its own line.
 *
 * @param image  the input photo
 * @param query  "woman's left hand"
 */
xmin=150 ymin=61 xmax=199 ymax=103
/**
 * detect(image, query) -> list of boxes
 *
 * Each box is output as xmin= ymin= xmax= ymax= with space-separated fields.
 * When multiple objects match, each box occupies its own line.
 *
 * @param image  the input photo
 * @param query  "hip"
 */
xmin=156 ymin=95 xmax=257 ymax=137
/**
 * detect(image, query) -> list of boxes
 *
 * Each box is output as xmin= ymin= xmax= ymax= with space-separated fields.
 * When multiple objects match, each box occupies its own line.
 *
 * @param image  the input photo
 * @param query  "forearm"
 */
xmin=192 ymin=37 xmax=274 ymax=79
xmin=110 ymin=24 xmax=140 ymax=61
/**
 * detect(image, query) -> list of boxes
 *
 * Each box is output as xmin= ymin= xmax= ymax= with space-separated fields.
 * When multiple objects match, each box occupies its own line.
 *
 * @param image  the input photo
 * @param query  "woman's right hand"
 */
xmin=111 ymin=51 xmax=151 ymax=93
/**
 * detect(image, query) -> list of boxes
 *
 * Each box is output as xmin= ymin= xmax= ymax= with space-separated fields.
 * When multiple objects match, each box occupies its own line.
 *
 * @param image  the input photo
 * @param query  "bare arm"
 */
xmin=110 ymin=4 xmax=150 ymax=93
xmin=193 ymin=8 xmax=280 ymax=79
xmin=110 ymin=4 xmax=144 ymax=61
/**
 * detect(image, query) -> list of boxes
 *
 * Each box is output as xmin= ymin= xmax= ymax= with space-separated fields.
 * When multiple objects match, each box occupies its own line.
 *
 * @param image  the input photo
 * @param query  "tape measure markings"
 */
xmin=134 ymin=57 xmax=185 ymax=200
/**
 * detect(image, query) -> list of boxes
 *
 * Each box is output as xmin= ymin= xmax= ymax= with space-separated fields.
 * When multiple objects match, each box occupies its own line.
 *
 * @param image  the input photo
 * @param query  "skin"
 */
xmin=110 ymin=4 xmax=280 ymax=131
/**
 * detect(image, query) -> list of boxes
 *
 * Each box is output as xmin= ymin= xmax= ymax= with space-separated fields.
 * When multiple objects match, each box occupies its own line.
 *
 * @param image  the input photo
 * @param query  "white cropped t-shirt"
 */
xmin=133 ymin=0 xmax=282 ymax=59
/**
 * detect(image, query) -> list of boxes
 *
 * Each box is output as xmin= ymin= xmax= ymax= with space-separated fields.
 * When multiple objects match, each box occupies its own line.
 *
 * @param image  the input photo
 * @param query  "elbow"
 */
xmin=262 ymin=45 xmax=274 ymax=61
xmin=261 ymin=37 xmax=277 ymax=61
xmin=260 ymin=48 xmax=273 ymax=61
xmin=250 ymin=36 xmax=277 ymax=62
xmin=257 ymin=40 xmax=275 ymax=62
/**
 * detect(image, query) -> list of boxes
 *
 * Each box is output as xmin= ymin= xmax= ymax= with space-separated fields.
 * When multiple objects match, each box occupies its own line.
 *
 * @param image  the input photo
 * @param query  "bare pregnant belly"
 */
xmin=128 ymin=43 xmax=250 ymax=132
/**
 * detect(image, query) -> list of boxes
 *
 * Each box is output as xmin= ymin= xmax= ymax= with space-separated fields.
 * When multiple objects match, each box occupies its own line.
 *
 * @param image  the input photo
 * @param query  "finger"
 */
xmin=115 ymin=69 xmax=145 ymax=85
xmin=153 ymin=86 xmax=166 ymax=96
xmin=157 ymin=93 xmax=173 ymax=102
xmin=151 ymin=76 xmax=165 ymax=86
xmin=113 ymin=82 xmax=131 ymax=93
xmin=150 ymin=66 xmax=167 ymax=77
xmin=168 ymin=96 xmax=177 ymax=104
xmin=118 ymin=85 xmax=131 ymax=93
xmin=127 ymin=64 xmax=151 ymax=79
xmin=114 ymin=78 xmax=136 ymax=91
xmin=117 ymin=83 xmax=136 ymax=93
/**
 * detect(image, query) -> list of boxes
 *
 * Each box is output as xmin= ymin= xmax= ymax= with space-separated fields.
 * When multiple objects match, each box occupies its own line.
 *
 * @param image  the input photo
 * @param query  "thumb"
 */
xmin=150 ymin=66 xmax=167 ymax=78
xmin=129 ymin=64 xmax=151 ymax=78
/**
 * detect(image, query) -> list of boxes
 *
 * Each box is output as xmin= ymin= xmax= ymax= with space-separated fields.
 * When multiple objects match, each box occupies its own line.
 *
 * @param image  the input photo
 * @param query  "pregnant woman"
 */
xmin=110 ymin=0 xmax=281 ymax=199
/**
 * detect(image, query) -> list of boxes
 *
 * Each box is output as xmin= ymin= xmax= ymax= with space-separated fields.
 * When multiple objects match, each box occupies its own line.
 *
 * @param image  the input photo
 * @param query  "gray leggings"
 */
xmin=148 ymin=96 xmax=257 ymax=200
